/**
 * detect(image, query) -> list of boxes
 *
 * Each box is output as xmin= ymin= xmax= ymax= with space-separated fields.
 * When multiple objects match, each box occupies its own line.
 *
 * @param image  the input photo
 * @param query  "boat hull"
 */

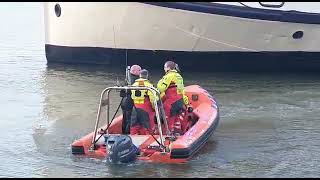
xmin=44 ymin=2 xmax=320 ymax=71
xmin=45 ymin=44 xmax=320 ymax=72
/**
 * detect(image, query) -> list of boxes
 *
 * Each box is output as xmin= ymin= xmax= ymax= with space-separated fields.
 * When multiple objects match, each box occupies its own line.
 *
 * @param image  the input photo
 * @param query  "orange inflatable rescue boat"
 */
xmin=71 ymin=84 xmax=219 ymax=164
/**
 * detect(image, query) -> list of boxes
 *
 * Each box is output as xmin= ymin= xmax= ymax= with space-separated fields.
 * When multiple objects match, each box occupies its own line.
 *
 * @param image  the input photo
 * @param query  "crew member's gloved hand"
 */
xmin=187 ymin=105 xmax=193 ymax=113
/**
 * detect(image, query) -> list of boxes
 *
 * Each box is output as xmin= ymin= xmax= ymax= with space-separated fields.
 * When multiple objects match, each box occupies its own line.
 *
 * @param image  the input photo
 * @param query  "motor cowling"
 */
xmin=104 ymin=134 xmax=139 ymax=163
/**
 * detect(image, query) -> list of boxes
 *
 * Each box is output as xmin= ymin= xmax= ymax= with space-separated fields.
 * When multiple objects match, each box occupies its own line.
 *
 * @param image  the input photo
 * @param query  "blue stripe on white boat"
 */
xmin=142 ymin=2 xmax=320 ymax=25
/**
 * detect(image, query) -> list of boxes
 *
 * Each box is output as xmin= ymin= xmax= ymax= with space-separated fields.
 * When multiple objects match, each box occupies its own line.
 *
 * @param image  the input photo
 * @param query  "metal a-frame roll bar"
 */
xmin=90 ymin=86 xmax=170 ymax=152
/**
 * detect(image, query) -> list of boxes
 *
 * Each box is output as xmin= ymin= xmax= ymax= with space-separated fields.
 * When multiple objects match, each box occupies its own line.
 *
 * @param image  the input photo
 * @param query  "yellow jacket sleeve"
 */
xmin=145 ymin=81 xmax=158 ymax=109
xmin=157 ymin=74 xmax=173 ymax=94
xmin=182 ymin=89 xmax=189 ymax=106
xmin=175 ymin=72 xmax=189 ymax=106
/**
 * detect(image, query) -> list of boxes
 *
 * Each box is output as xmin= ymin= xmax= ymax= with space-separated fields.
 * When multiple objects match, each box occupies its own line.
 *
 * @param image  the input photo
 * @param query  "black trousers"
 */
xmin=121 ymin=96 xmax=134 ymax=134
xmin=130 ymin=107 xmax=151 ymax=129
xmin=170 ymin=98 xmax=184 ymax=117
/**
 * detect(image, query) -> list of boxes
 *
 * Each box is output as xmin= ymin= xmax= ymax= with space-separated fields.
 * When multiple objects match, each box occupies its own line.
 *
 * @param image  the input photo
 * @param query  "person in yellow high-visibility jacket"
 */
xmin=130 ymin=69 xmax=157 ymax=135
xmin=157 ymin=61 xmax=192 ymax=134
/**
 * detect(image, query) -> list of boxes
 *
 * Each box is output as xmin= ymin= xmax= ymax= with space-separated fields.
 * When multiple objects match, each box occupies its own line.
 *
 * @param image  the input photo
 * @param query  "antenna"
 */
xmin=126 ymin=49 xmax=128 ymax=68
xmin=125 ymin=50 xmax=131 ymax=85
xmin=113 ymin=25 xmax=130 ymax=86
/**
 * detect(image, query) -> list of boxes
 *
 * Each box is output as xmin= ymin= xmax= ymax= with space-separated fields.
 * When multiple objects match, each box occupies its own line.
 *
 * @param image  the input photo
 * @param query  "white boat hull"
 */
xmin=43 ymin=2 xmax=320 ymax=71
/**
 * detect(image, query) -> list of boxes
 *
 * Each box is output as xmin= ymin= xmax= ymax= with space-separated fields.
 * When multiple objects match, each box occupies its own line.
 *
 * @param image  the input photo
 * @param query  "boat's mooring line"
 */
xmin=174 ymin=25 xmax=258 ymax=52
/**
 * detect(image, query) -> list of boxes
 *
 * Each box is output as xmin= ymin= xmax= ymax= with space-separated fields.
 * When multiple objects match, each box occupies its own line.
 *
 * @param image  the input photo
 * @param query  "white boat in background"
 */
xmin=43 ymin=2 xmax=320 ymax=71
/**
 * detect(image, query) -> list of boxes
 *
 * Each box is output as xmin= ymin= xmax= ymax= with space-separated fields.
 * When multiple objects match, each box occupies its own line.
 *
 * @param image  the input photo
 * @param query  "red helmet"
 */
xmin=130 ymin=65 xmax=142 ymax=76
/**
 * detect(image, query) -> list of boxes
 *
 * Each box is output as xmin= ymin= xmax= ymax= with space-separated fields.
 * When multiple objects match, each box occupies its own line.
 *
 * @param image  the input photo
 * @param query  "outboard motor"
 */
xmin=104 ymin=134 xmax=139 ymax=163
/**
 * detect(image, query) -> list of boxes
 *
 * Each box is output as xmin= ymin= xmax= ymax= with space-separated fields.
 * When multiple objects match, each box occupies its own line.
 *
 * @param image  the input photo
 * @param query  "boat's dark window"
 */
xmin=55 ymin=4 xmax=61 ymax=17
xmin=292 ymin=31 xmax=303 ymax=39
